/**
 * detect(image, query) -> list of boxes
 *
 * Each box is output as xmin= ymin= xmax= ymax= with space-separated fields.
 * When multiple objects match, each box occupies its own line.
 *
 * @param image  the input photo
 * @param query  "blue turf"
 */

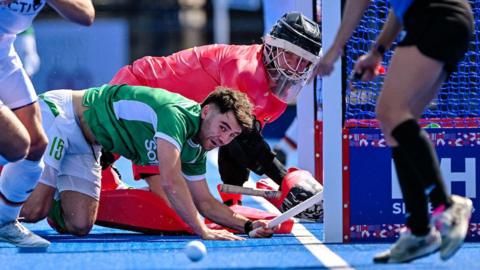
xmin=2 ymin=148 xmax=479 ymax=269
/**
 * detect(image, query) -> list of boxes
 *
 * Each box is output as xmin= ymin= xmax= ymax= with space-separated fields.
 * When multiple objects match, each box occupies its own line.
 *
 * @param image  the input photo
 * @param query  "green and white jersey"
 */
xmin=83 ymin=84 xmax=207 ymax=180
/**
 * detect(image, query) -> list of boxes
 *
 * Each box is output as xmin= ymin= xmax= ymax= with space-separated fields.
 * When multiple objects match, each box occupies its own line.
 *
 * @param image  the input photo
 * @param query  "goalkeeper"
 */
xmin=102 ymin=12 xmax=324 ymax=221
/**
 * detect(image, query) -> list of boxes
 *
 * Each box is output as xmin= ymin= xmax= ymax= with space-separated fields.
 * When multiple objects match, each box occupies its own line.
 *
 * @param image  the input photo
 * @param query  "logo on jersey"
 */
xmin=2 ymin=0 xmax=44 ymax=15
xmin=145 ymin=139 xmax=157 ymax=162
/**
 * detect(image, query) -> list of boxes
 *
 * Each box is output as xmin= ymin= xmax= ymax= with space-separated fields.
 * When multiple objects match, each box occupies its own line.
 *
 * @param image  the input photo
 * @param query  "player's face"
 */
xmin=276 ymin=50 xmax=311 ymax=78
xmin=198 ymin=105 xmax=243 ymax=151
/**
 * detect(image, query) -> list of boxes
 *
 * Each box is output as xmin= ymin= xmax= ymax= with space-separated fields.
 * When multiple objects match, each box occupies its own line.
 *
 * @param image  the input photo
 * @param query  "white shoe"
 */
xmin=0 ymin=220 xmax=50 ymax=248
xmin=373 ymin=227 xmax=441 ymax=263
xmin=432 ymin=195 xmax=473 ymax=260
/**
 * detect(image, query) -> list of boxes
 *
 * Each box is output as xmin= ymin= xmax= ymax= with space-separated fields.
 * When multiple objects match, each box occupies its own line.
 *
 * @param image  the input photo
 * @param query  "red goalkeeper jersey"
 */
xmin=110 ymin=44 xmax=287 ymax=125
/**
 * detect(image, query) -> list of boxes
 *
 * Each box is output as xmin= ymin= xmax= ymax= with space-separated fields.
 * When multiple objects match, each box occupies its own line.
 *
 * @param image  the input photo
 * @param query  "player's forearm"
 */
xmin=329 ymin=0 xmax=372 ymax=54
xmin=47 ymin=0 xmax=95 ymax=26
xmin=159 ymin=174 xmax=208 ymax=236
xmin=373 ymin=10 xmax=403 ymax=52
xmin=196 ymin=197 xmax=249 ymax=232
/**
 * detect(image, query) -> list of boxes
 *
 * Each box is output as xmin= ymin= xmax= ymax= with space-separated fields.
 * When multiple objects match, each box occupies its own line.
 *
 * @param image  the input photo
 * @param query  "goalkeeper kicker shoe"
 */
xmin=0 ymin=220 xmax=50 ymax=248
xmin=432 ymin=195 xmax=473 ymax=260
xmin=374 ymin=227 xmax=441 ymax=263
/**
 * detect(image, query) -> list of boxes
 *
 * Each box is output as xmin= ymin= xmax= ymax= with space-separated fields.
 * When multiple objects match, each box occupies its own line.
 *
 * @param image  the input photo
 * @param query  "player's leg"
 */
xmin=218 ymin=145 xmax=249 ymax=206
xmin=0 ymin=104 xmax=48 ymax=237
xmin=0 ymin=124 xmax=49 ymax=247
xmin=0 ymin=58 xmax=48 ymax=161
xmin=374 ymin=0 xmax=473 ymax=261
xmin=225 ymin=128 xmax=285 ymax=185
xmin=0 ymin=66 xmax=49 ymax=247
xmin=273 ymin=117 xmax=298 ymax=166
xmin=0 ymin=103 xmax=30 ymax=163
xmin=374 ymin=45 xmax=445 ymax=263
xmin=222 ymin=129 xmax=323 ymax=221
xmin=21 ymin=165 xmax=58 ymax=222
xmin=58 ymin=189 xmax=98 ymax=236
xmin=48 ymin=152 xmax=101 ymax=236
xmin=13 ymin=104 xmax=48 ymax=161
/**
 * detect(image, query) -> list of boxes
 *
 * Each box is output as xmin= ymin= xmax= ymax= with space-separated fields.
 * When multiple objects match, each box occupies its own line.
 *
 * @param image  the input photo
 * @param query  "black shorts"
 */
xmin=398 ymin=0 xmax=474 ymax=74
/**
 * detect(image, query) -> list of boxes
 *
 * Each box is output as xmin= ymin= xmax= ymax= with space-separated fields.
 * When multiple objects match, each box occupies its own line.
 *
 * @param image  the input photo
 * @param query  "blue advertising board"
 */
xmin=347 ymin=128 xmax=479 ymax=242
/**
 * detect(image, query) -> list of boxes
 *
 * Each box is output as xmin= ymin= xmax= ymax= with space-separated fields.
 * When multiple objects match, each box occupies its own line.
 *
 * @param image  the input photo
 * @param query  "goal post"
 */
xmin=318 ymin=0 xmax=344 ymax=243
xmin=309 ymin=0 xmax=480 ymax=244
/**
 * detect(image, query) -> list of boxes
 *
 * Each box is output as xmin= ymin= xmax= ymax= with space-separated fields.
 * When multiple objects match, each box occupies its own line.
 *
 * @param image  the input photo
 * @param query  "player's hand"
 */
xmin=248 ymin=220 xmax=278 ymax=238
xmin=311 ymin=46 xmax=343 ymax=80
xmin=352 ymin=52 xmax=382 ymax=81
xmin=201 ymin=228 xmax=245 ymax=241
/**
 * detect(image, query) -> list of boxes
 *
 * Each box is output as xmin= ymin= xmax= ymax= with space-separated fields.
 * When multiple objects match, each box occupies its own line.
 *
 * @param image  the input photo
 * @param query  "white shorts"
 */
xmin=0 ymin=35 xmax=37 ymax=109
xmin=38 ymin=90 xmax=102 ymax=200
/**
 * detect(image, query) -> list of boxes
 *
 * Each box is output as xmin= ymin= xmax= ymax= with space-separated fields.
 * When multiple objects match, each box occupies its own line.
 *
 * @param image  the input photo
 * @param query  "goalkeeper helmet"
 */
xmin=264 ymin=12 xmax=321 ymax=102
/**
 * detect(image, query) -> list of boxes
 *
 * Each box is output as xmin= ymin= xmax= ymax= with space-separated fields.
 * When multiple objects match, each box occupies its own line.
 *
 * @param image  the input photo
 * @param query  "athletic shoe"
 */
xmin=432 ymin=195 xmax=473 ymax=260
xmin=0 ymin=220 xmax=50 ymax=248
xmin=373 ymin=227 xmax=441 ymax=263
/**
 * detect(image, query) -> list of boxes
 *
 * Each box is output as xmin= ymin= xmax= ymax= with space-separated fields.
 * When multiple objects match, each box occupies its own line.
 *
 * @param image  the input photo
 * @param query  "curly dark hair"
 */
xmin=201 ymin=87 xmax=254 ymax=130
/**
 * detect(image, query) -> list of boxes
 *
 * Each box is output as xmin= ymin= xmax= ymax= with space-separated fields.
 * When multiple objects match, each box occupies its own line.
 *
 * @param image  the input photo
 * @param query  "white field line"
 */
xmin=207 ymin=150 xmax=354 ymax=270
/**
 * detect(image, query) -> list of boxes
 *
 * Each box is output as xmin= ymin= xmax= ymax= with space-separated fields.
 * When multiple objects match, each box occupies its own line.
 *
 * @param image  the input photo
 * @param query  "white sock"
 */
xmin=0 ymin=159 xmax=44 ymax=224
xmin=0 ymin=155 xmax=8 ymax=166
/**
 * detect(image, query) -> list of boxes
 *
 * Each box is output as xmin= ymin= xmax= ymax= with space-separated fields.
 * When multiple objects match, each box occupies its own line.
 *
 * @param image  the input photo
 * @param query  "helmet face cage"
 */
xmin=264 ymin=12 xmax=321 ymax=102
xmin=264 ymin=41 xmax=314 ymax=81
xmin=263 ymin=36 xmax=318 ymax=102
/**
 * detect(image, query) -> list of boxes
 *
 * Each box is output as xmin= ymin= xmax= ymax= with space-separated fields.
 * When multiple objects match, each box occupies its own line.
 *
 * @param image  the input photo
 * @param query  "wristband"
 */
xmin=244 ymin=220 xmax=253 ymax=235
xmin=372 ymin=43 xmax=386 ymax=57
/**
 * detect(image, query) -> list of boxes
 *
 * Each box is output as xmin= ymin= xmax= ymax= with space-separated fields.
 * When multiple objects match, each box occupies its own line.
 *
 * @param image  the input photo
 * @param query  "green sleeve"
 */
xmin=181 ymin=152 xmax=207 ymax=180
xmin=153 ymin=106 xmax=188 ymax=152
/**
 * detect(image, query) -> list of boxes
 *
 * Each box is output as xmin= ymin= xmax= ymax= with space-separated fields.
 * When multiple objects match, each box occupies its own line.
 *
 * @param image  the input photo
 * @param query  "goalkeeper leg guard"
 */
xmin=277 ymin=168 xmax=323 ymax=221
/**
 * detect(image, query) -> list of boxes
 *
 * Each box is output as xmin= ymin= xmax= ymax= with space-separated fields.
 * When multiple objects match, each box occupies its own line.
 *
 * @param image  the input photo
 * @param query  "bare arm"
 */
xmin=46 ymin=0 xmax=95 ymax=26
xmin=150 ymin=139 xmax=244 ymax=240
xmin=188 ymin=180 xmax=275 ymax=237
xmin=188 ymin=180 xmax=248 ymax=232
xmin=351 ymin=10 xmax=403 ymax=80
xmin=372 ymin=10 xmax=403 ymax=53
xmin=152 ymin=138 xmax=207 ymax=236
xmin=329 ymin=0 xmax=372 ymax=56
xmin=315 ymin=0 xmax=372 ymax=76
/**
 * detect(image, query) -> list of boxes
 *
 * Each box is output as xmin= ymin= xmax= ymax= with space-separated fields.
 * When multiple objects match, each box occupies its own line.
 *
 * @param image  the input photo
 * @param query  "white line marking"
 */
xmin=207 ymin=149 xmax=354 ymax=270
